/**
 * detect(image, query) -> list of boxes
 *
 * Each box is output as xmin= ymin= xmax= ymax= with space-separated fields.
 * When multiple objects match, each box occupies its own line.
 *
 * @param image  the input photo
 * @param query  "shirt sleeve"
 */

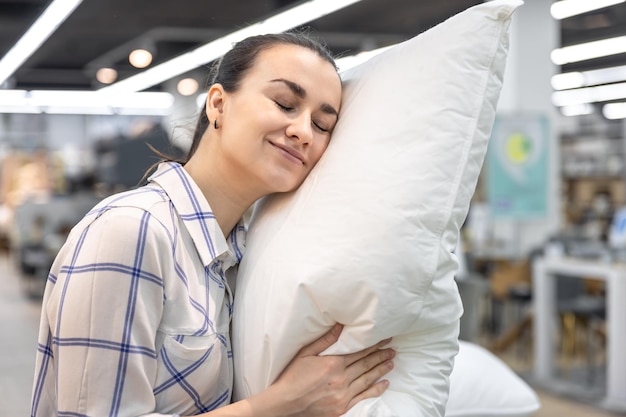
xmin=43 ymin=207 xmax=171 ymax=417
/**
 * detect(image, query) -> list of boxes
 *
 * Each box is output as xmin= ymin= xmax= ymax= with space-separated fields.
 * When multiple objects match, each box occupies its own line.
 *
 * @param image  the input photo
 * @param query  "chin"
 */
xmin=268 ymin=177 xmax=305 ymax=194
xmin=274 ymin=183 xmax=299 ymax=194
xmin=262 ymin=166 xmax=309 ymax=194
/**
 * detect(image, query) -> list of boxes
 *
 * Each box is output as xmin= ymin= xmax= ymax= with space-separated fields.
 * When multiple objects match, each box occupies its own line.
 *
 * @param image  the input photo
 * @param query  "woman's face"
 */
xmin=212 ymin=43 xmax=342 ymax=195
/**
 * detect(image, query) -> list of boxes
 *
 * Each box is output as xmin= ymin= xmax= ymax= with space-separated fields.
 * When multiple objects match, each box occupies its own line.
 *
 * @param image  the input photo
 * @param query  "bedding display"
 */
xmin=446 ymin=341 xmax=540 ymax=417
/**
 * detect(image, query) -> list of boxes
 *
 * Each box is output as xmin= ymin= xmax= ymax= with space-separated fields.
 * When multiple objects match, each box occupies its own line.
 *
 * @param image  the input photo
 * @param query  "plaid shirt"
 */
xmin=31 ymin=162 xmax=245 ymax=417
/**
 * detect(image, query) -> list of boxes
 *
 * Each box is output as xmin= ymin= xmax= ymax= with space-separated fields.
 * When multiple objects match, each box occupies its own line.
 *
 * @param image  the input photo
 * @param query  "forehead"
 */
xmin=244 ymin=44 xmax=342 ymax=107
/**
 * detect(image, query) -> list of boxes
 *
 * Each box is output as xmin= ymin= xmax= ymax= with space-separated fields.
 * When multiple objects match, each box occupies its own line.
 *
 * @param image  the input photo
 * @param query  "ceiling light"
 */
xmin=96 ymin=67 xmax=118 ymax=84
xmin=559 ymin=103 xmax=594 ymax=116
xmin=602 ymin=102 xmax=626 ymax=119
xmin=196 ymin=92 xmax=208 ymax=109
xmin=0 ymin=0 xmax=84 ymax=86
xmin=551 ymin=72 xmax=585 ymax=90
xmin=552 ymin=65 xmax=626 ymax=90
xmin=0 ymin=89 xmax=28 ymax=106
xmin=550 ymin=0 xmax=625 ymax=20
xmin=129 ymin=49 xmax=153 ymax=68
xmin=551 ymin=36 xmax=626 ymax=65
xmin=177 ymin=78 xmax=199 ymax=96
xmin=100 ymin=0 xmax=364 ymax=93
xmin=0 ymin=89 xmax=174 ymax=115
xmin=552 ymin=81 xmax=626 ymax=106
xmin=0 ymin=105 xmax=40 ymax=114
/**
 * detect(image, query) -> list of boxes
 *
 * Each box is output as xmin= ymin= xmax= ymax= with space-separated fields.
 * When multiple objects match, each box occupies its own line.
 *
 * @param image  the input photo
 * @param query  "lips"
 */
xmin=270 ymin=141 xmax=305 ymax=165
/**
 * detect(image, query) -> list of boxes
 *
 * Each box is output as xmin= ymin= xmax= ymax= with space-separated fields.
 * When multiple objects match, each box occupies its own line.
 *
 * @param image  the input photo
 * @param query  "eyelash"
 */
xmin=275 ymin=101 xmax=293 ymax=112
xmin=275 ymin=101 xmax=329 ymax=133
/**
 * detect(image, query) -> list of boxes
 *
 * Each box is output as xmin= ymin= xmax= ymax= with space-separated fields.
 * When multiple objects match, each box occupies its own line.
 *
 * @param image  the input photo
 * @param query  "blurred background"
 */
xmin=1 ymin=0 xmax=626 ymax=416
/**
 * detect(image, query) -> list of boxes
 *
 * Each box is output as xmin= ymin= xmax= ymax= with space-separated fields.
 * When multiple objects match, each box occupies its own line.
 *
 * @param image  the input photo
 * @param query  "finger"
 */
xmin=345 ymin=347 xmax=395 ymax=382
xmin=342 ymin=337 xmax=392 ymax=367
xmin=346 ymin=378 xmax=391 ymax=410
xmin=296 ymin=323 xmax=343 ymax=358
xmin=347 ymin=358 xmax=394 ymax=402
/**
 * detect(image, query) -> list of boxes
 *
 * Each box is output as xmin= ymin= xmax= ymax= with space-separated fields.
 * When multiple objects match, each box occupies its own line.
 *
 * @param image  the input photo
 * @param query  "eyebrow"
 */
xmin=271 ymin=78 xmax=338 ymax=118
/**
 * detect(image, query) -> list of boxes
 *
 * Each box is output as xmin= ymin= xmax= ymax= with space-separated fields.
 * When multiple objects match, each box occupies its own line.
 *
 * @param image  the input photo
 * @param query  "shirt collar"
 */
xmin=148 ymin=161 xmax=245 ymax=268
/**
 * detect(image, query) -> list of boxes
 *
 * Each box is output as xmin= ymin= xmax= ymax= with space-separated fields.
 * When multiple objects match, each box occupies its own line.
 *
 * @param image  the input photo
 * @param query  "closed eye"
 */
xmin=275 ymin=99 xmax=331 ymax=133
xmin=275 ymin=101 xmax=294 ymax=112
xmin=313 ymin=121 xmax=329 ymax=133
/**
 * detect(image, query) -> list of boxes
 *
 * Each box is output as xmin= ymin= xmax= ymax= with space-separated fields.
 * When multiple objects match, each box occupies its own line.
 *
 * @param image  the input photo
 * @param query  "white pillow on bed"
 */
xmin=447 ymin=342 xmax=541 ymax=417
xmin=231 ymin=1 xmax=522 ymax=415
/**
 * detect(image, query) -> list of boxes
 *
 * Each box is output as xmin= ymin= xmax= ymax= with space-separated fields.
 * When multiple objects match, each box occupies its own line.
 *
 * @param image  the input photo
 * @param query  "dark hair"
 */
xmin=185 ymin=30 xmax=337 ymax=161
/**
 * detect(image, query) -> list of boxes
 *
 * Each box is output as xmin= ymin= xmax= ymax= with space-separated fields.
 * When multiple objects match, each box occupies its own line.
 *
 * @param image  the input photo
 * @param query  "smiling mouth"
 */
xmin=270 ymin=141 xmax=305 ymax=165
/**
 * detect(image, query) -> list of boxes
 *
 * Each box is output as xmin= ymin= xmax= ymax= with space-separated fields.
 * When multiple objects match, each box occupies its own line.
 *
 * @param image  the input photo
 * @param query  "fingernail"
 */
xmin=386 ymin=361 xmax=394 ymax=370
xmin=380 ymin=337 xmax=392 ymax=346
xmin=387 ymin=349 xmax=396 ymax=359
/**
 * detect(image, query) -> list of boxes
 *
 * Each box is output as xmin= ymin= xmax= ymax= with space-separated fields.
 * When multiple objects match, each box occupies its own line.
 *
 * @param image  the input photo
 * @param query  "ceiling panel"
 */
xmin=1 ymin=0 xmax=625 ymax=92
xmin=0 ymin=0 xmax=487 ymax=90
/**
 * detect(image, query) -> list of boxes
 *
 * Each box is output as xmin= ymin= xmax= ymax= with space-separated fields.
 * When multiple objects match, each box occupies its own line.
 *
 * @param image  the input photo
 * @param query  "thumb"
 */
xmin=297 ymin=323 xmax=343 ymax=357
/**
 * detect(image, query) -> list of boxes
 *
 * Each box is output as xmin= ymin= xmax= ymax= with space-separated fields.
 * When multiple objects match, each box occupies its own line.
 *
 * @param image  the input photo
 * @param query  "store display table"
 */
xmin=532 ymin=256 xmax=626 ymax=411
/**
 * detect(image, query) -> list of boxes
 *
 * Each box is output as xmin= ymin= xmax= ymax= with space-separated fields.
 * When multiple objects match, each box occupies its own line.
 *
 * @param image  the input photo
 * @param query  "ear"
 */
xmin=205 ymin=83 xmax=225 ymax=120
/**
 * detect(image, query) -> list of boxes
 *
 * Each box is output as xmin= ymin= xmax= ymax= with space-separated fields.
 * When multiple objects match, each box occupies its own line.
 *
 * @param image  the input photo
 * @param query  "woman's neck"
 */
xmin=184 ymin=162 xmax=252 ymax=238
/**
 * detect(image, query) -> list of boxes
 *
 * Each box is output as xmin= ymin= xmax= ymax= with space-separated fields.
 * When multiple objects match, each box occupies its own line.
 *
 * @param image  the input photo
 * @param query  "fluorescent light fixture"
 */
xmin=100 ymin=0 xmax=364 ymax=93
xmin=552 ymin=65 xmax=626 ymax=90
xmin=551 ymin=36 xmax=626 ymax=65
xmin=0 ymin=90 xmax=174 ymax=115
xmin=559 ymin=103 xmax=594 ymax=116
xmin=550 ymin=0 xmax=625 ymax=20
xmin=0 ymin=0 xmax=83 ymax=86
xmin=602 ymin=102 xmax=626 ymax=119
xmin=552 ymin=81 xmax=626 ymax=106
xmin=551 ymin=72 xmax=585 ymax=90
xmin=0 ymin=89 xmax=29 ymax=106
xmin=0 ymin=105 xmax=40 ymax=114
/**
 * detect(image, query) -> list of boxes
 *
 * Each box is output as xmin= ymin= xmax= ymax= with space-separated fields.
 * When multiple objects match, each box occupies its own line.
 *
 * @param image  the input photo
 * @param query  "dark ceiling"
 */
xmin=559 ymin=3 xmax=626 ymax=73
xmin=1 ymin=0 xmax=625 ymax=92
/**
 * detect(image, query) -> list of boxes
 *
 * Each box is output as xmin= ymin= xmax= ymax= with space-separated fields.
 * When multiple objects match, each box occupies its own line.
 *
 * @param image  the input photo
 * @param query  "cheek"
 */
xmin=310 ymin=137 xmax=331 ymax=165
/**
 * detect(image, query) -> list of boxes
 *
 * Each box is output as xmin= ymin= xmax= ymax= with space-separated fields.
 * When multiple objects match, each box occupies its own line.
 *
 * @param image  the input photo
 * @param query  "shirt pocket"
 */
xmin=154 ymin=333 xmax=233 ymax=414
xmin=163 ymin=334 xmax=217 ymax=362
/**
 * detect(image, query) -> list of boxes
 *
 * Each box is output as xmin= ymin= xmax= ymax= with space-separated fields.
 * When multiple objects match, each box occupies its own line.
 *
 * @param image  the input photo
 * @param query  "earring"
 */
xmin=214 ymin=119 xmax=218 ymax=130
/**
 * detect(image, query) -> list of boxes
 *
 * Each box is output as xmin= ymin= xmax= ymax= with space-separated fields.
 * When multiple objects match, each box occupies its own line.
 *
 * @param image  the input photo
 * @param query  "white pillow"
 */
xmin=231 ymin=1 xmax=522 ymax=416
xmin=447 ymin=342 xmax=541 ymax=417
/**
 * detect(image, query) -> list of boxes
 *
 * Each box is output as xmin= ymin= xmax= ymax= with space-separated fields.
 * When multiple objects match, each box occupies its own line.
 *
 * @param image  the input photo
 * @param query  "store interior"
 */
xmin=1 ymin=0 xmax=626 ymax=416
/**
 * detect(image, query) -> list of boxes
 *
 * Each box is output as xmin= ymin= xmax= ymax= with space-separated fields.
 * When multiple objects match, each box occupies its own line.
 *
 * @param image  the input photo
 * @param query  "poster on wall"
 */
xmin=487 ymin=114 xmax=549 ymax=218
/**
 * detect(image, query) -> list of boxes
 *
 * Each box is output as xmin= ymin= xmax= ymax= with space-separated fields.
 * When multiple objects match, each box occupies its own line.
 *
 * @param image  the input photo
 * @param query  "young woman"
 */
xmin=31 ymin=32 xmax=394 ymax=417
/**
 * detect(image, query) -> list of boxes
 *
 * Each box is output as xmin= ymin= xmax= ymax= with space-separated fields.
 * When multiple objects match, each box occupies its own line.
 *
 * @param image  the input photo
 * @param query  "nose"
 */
xmin=285 ymin=112 xmax=313 ymax=146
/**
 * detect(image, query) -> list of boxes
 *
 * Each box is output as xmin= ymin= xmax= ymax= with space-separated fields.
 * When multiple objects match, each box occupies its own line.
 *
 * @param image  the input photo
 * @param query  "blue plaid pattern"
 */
xmin=31 ymin=162 xmax=245 ymax=417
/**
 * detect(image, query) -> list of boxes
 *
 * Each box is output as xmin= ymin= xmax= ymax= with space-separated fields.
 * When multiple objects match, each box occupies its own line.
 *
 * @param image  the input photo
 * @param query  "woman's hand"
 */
xmin=268 ymin=323 xmax=395 ymax=417
xmin=196 ymin=324 xmax=394 ymax=417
